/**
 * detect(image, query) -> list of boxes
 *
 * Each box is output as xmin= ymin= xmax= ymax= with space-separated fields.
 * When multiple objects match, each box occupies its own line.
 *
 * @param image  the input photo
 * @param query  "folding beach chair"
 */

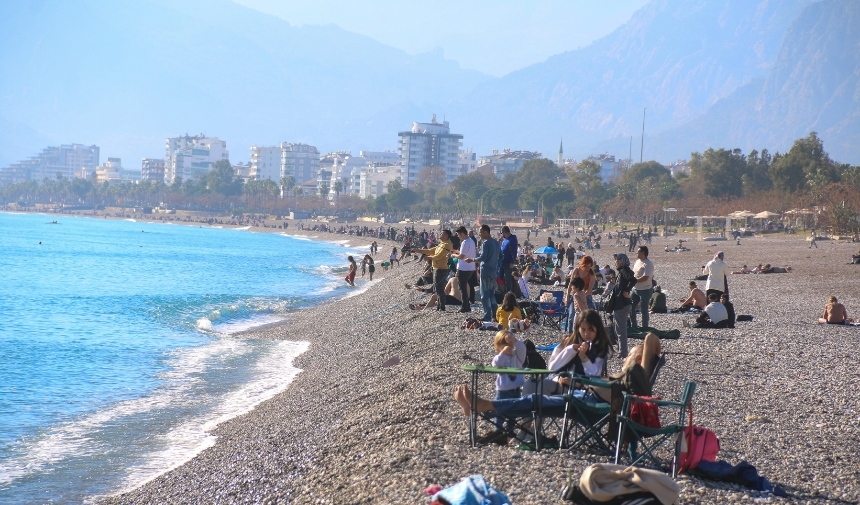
xmin=537 ymin=289 xmax=566 ymax=330
xmin=614 ymin=380 xmax=696 ymax=478
xmin=559 ymin=374 xmax=615 ymax=455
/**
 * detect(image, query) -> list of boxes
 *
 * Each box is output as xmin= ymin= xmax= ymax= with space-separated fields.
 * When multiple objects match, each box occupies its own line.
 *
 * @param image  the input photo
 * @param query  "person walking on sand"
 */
xmin=703 ymin=251 xmax=730 ymax=299
xmin=413 ymin=229 xmax=454 ymax=311
xmin=809 ymin=229 xmax=818 ymax=249
xmin=345 ymin=256 xmax=357 ymax=286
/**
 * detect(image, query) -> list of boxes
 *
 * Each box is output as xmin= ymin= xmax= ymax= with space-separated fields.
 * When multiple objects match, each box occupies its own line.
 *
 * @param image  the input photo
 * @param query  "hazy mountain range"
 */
xmin=1 ymin=0 xmax=857 ymax=171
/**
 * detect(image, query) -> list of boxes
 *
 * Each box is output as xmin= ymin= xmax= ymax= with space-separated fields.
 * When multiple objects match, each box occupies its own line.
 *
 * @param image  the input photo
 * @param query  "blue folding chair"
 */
xmin=537 ymin=289 xmax=566 ymax=330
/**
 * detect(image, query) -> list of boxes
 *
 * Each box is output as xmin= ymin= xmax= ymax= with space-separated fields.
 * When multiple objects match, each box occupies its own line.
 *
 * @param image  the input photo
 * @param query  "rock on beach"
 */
xmin=100 ymin=231 xmax=860 ymax=504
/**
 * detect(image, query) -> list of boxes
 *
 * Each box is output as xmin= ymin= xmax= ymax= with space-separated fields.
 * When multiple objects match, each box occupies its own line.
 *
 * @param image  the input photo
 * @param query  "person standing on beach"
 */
xmin=809 ymin=229 xmax=818 ymax=249
xmin=466 ymin=224 xmax=500 ymax=322
xmin=413 ymin=229 xmax=454 ymax=311
xmin=364 ymin=254 xmax=375 ymax=281
xmin=500 ymin=226 xmax=519 ymax=294
xmin=451 ymin=226 xmax=476 ymax=313
xmin=630 ymin=246 xmax=654 ymax=329
xmin=703 ymin=251 xmax=730 ymax=298
xmin=345 ymin=256 xmax=357 ymax=286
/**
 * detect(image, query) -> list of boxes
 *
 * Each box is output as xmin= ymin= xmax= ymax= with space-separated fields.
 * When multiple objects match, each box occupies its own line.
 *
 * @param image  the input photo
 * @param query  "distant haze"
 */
xmin=1 ymin=0 xmax=857 ymax=170
xmin=232 ymin=0 xmax=650 ymax=77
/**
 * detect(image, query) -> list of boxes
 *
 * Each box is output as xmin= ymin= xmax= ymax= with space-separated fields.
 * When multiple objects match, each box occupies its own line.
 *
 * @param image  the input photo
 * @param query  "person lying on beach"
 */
xmin=818 ymin=296 xmax=853 ymax=324
xmin=759 ymin=264 xmax=792 ymax=274
xmin=410 ymin=277 xmax=463 ymax=310
xmin=750 ymin=263 xmax=764 ymax=274
xmin=851 ymin=250 xmax=860 ymax=264
xmin=732 ymin=265 xmax=751 ymax=274
xmin=676 ymin=281 xmax=706 ymax=311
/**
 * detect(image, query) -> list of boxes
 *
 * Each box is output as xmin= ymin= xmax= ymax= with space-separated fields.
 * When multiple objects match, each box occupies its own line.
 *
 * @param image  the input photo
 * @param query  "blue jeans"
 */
xmin=565 ymin=301 xmax=577 ymax=333
xmin=612 ymin=303 xmax=632 ymax=358
xmin=493 ymin=387 xmax=522 ymax=428
xmin=630 ymin=288 xmax=653 ymax=328
xmin=491 ymin=393 xmax=567 ymax=418
xmin=480 ymin=273 xmax=498 ymax=321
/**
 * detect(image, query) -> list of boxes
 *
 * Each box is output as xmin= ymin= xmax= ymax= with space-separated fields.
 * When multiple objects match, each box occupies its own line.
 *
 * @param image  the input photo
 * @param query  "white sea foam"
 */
xmin=211 ymin=314 xmax=286 ymax=334
xmin=310 ymin=281 xmax=341 ymax=296
xmin=124 ymin=219 xmax=137 ymax=222
xmin=98 ymin=340 xmax=308 ymax=502
xmin=0 ymin=337 xmax=308 ymax=504
xmin=234 ymin=226 xmax=251 ymax=230
xmin=196 ymin=318 xmax=214 ymax=332
xmin=341 ymin=278 xmax=382 ymax=299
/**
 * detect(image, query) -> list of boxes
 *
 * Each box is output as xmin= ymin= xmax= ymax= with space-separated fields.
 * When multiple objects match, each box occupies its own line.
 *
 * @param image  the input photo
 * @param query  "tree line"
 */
xmin=3 ymin=133 xmax=859 ymax=230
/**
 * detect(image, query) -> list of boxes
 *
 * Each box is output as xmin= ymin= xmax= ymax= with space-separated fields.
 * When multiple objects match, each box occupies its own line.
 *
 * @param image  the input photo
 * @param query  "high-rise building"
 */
xmin=141 ymin=159 xmax=165 ymax=183
xmin=280 ymin=143 xmax=320 ymax=185
xmin=164 ymin=134 xmax=228 ymax=184
xmin=397 ymin=115 xmax=463 ymax=188
xmin=249 ymin=145 xmax=283 ymax=182
xmin=0 ymin=144 xmax=100 ymax=184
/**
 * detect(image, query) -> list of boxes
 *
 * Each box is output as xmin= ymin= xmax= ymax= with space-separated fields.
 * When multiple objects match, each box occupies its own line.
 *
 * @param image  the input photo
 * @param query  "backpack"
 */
xmin=678 ymin=407 xmax=719 ymax=473
xmin=522 ymin=339 xmax=547 ymax=370
xmin=630 ymin=396 xmax=661 ymax=429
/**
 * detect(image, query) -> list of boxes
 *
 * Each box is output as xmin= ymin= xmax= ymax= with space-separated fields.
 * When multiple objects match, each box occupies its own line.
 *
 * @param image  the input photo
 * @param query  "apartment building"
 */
xmin=164 ymin=134 xmax=228 ymax=184
xmin=477 ymin=149 xmax=543 ymax=178
xmin=141 ymin=159 xmax=165 ymax=183
xmin=397 ymin=115 xmax=463 ymax=188
xmin=0 ymin=143 xmax=100 ymax=184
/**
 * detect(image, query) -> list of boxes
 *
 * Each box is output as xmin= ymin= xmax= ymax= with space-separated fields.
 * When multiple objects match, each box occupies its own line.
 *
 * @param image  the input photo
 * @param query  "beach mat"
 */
xmin=628 ymin=326 xmax=681 ymax=340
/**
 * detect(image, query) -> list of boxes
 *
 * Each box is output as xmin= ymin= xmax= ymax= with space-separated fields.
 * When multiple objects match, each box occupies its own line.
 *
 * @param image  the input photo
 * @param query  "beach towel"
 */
xmin=627 ymin=326 xmax=681 ymax=340
xmin=434 ymin=475 xmax=511 ymax=505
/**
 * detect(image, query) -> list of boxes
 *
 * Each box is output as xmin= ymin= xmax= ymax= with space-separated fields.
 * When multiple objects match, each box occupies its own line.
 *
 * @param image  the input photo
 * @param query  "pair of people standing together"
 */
xmin=603 ymin=247 xmax=654 ymax=359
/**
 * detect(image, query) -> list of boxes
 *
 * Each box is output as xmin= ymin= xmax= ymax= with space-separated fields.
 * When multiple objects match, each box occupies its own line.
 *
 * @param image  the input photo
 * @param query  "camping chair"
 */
xmin=537 ymin=289 xmax=566 ymax=330
xmin=649 ymin=353 xmax=666 ymax=388
xmin=559 ymin=374 xmax=615 ymax=455
xmin=614 ymin=380 xmax=696 ymax=478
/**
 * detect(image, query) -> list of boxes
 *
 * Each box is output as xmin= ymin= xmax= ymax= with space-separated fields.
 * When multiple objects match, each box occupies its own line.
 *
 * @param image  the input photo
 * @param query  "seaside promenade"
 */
xmin=83 ymin=224 xmax=859 ymax=504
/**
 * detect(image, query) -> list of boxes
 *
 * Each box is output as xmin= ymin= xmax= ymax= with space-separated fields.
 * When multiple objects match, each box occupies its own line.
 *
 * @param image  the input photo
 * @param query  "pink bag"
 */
xmin=678 ymin=406 xmax=719 ymax=472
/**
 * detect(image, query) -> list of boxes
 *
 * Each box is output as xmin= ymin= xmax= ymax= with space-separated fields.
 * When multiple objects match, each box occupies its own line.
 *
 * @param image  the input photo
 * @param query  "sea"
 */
xmin=0 ymin=212 xmax=371 ymax=504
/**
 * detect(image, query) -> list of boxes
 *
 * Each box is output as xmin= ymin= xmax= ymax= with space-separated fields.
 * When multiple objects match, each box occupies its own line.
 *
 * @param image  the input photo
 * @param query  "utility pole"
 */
xmin=640 ymin=108 xmax=646 ymax=164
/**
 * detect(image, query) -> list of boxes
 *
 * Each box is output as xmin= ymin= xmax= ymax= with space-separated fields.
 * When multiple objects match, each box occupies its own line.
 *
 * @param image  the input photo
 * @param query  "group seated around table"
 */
xmin=454 ymin=333 xmax=662 ymax=437
xmin=818 ymin=296 xmax=854 ymax=325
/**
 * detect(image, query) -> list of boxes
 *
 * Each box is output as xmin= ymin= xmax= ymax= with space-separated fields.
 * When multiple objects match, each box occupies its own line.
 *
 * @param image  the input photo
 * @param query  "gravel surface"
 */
xmin=101 ymin=231 xmax=860 ymax=505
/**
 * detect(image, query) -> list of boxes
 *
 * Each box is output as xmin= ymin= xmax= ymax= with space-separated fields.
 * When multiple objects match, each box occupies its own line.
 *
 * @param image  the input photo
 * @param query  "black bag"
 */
xmin=602 ymin=292 xmax=617 ymax=313
xmin=523 ymin=339 xmax=547 ymax=370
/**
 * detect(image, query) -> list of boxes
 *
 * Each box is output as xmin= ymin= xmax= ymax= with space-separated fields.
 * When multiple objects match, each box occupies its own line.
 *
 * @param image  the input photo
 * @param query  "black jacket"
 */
xmin=611 ymin=265 xmax=636 ymax=310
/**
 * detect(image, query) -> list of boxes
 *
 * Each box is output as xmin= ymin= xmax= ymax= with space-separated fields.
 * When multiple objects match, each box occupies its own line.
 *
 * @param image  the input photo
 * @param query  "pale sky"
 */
xmin=233 ymin=0 xmax=651 ymax=76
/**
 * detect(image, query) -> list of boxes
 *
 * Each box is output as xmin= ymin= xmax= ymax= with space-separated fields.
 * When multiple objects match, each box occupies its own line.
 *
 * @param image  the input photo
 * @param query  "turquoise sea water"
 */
xmin=0 ymin=212 xmax=368 ymax=504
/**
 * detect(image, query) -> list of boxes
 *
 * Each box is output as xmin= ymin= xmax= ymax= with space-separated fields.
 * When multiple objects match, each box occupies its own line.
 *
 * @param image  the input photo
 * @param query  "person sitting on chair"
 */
xmin=677 ymin=281 xmax=706 ymax=311
xmin=818 ymin=296 xmax=853 ymax=324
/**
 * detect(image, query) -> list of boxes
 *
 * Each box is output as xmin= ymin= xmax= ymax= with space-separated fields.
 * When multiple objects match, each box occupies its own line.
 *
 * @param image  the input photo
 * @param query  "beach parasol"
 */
xmin=534 ymin=246 xmax=559 ymax=255
xmin=754 ymin=211 xmax=779 ymax=219
xmin=730 ymin=210 xmax=755 ymax=218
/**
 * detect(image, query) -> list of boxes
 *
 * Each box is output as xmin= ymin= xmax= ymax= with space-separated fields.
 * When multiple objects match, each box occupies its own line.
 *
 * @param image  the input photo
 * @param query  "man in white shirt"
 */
xmin=693 ymin=293 xmax=728 ymax=328
xmin=630 ymin=246 xmax=655 ymax=328
xmin=452 ymin=226 xmax=476 ymax=313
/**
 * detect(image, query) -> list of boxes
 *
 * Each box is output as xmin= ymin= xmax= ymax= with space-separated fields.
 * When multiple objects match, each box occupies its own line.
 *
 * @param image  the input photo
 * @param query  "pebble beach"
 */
xmin=100 ymin=228 xmax=860 ymax=505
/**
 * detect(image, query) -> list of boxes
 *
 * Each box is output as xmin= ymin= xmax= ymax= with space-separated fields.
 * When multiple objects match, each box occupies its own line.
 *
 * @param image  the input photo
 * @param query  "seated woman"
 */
xmin=513 ymin=269 xmax=529 ymax=299
xmin=549 ymin=265 xmax=564 ymax=284
xmin=496 ymin=292 xmax=523 ymax=329
xmin=818 ymin=296 xmax=853 ymax=324
xmin=524 ymin=310 xmax=611 ymax=396
xmin=410 ymin=277 xmax=463 ymax=310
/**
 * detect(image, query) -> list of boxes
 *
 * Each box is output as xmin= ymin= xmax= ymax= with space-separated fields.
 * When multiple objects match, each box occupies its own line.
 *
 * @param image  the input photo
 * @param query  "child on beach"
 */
xmin=390 ymin=247 xmax=399 ymax=267
xmin=565 ymin=277 xmax=587 ymax=332
xmin=363 ymin=254 xmax=375 ymax=281
xmin=478 ymin=330 xmax=527 ymax=443
xmin=345 ymin=256 xmax=357 ymax=286
xmin=496 ymin=292 xmax=522 ymax=330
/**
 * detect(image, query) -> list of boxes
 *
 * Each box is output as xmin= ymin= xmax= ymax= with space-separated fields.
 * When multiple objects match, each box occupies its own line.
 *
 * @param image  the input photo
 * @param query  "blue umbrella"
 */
xmin=534 ymin=246 xmax=559 ymax=255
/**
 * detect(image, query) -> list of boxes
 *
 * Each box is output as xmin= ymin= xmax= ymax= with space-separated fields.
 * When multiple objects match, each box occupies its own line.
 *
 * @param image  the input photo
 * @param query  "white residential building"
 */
xmin=397 ymin=115 xmax=463 ymax=188
xmin=478 ymin=149 xmax=543 ymax=178
xmin=0 ymin=143 xmax=100 ymax=184
xmin=250 ymin=146 xmax=283 ymax=182
xmin=584 ymin=153 xmax=622 ymax=182
xmin=141 ymin=158 xmax=165 ymax=183
xmin=458 ymin=150 xmax=477 ymax=177
xmin=165 ymin=134 xmax=228 ymax=184
xmin=359 ymin=163 xmax=401 ymax=199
